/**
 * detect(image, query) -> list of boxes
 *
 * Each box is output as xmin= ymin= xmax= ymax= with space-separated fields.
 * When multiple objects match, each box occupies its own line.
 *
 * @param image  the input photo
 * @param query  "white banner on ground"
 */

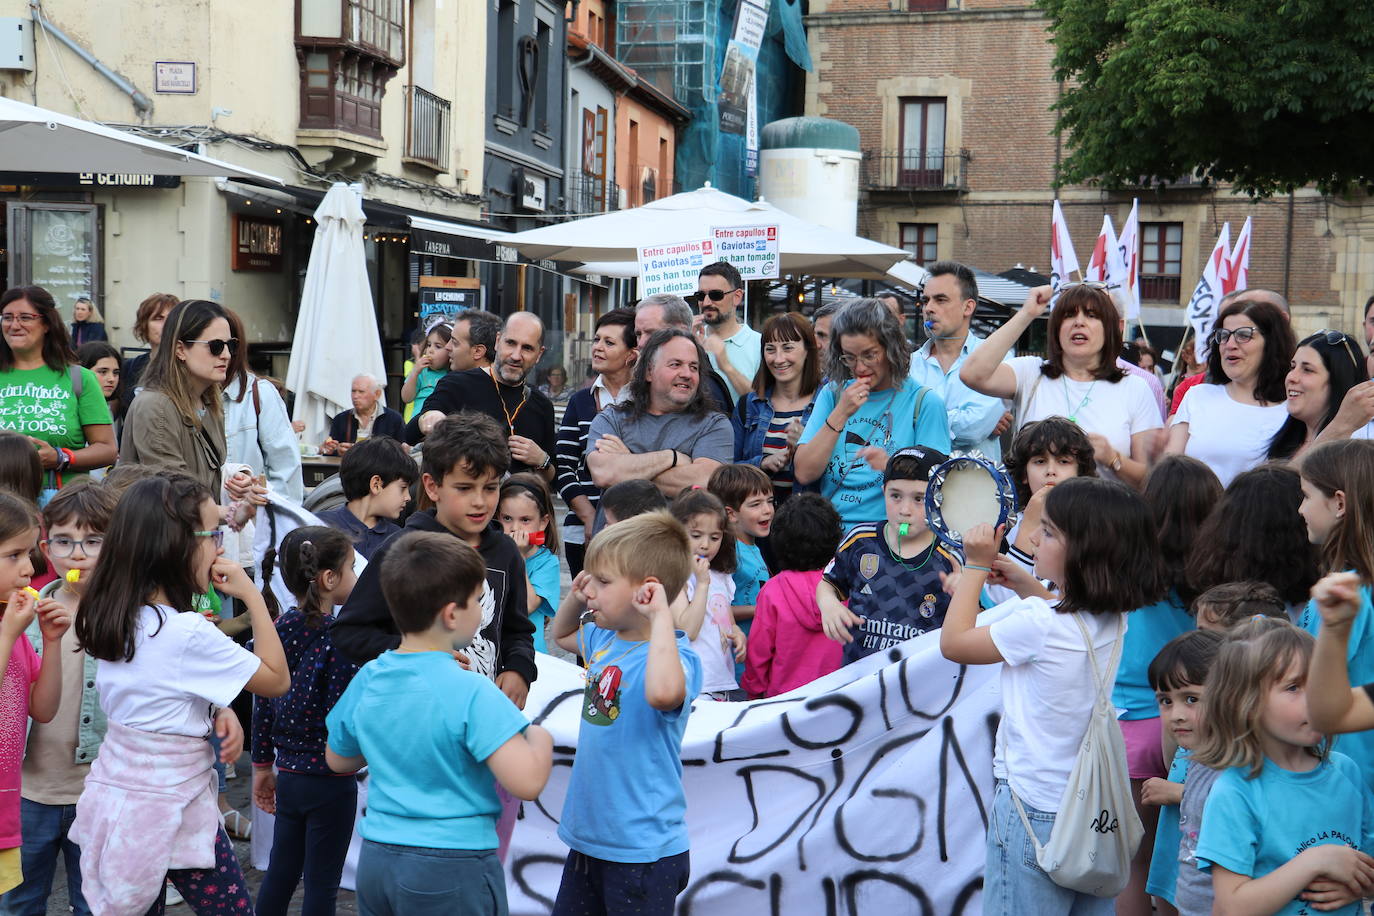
xmin=711 ymin=224 xmax=780 ymax=280
xmin=505 ymin=621 xmax=1004 ymax=915
xmin=1189 ymin=223 xmax=1231 ymax=362
xmin=638 ymin=239 xmax=716 ymax=297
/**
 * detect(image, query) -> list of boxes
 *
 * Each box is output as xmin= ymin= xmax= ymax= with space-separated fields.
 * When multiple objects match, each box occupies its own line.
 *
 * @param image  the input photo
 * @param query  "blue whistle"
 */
xmin=924 ymin=320 xmax=934 ymax=330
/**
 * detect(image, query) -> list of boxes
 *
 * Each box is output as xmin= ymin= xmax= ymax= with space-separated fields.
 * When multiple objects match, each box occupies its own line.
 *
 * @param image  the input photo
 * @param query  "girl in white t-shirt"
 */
xmin=70 ymin=473 xmax=290 ymax=915
xmin=960 ymin=284 xmax=1162 ymax=489
xmin=941 ymin=476 xmax=1167 ymax=915
xmin=1166 ymin=299 xmax=1295 ymax=486
xmin=671 ymin=488 xmax=745 ymax=700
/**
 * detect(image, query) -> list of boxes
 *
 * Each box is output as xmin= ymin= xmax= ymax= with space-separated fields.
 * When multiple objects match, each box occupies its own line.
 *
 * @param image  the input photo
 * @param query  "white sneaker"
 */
xmin=224 ymin=762 xmax=237 ymax=779
xmin=165 ymin=881 xmax=185 ymax=906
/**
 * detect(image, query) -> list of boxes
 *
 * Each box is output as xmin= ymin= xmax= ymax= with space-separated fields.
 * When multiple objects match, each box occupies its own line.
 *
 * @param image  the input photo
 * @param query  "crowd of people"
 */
xmin=4 ymin=258 xmax=1374 ymax=916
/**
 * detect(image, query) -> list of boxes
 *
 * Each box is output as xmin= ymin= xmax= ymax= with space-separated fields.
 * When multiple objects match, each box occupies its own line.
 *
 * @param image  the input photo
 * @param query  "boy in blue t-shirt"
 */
xmin=549 ymin=511 xmax=704 ymax=916
xmin=708 ymin=464 xmax=774 ymax=623
xmin=326 ymin=531 xmax=553 ymax=916
xmin=817 ymin=446 xmax=956 ymax=663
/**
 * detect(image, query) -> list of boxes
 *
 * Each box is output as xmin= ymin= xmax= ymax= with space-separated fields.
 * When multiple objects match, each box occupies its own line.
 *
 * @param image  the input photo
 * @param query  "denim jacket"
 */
xmin=732 ymin=389 xmax=817 ymax=487
xmin=24 ymin=580 xmax=107 ymax=764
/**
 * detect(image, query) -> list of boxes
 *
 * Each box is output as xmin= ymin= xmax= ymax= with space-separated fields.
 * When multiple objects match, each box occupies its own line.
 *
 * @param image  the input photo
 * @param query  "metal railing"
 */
xmin=862 ymin=148 xmax=970 ymax=191
xmin=566 ymin=170 xmax=608 ymax=214
xmin=404 ymin=85 xmax=452 ymax=170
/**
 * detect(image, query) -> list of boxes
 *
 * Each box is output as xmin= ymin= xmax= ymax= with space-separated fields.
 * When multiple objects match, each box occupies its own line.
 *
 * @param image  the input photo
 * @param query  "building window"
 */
xmin=496 ymin=0 xmax=517 ymax=120
xmin=907 ymin=0 xmax=947 ymax=9
xmin=296 ymin=0 xmax=405 ymax=138
xmin=535 ymin=20 xmax=552 ymax=134
xmin=898 ymin=98 xmax=946 ymax=188
xmin=900 ymin=223 xmax=938 ymax=266
xmin=1140 ymin=222 xmax=1183 ymax=301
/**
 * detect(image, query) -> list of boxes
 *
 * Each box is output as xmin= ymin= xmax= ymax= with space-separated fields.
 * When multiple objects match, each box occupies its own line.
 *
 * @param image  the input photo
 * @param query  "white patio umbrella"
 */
xmin=0 ymin=96 xmax=282 ymax=182
xmin=285 ymin=183 xmax=388 ymax=444
xmin=507 ymin=185 xmax=910 ymax=278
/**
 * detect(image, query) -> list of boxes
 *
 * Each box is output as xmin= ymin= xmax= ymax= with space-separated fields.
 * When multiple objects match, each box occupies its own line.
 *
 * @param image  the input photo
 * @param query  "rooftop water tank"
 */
xmin=759 ymin=116 xmax=862 ymax=235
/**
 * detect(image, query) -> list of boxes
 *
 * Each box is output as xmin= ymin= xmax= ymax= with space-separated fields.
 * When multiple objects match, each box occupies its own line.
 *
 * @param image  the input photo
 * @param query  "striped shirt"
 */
xmin=554 ymin=377 xmax=631 ymax=545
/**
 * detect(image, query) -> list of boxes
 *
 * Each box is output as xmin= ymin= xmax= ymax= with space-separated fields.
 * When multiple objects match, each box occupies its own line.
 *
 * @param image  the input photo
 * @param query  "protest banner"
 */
xmin=718 ymin=0 xmax=769 ymax=136
xmin=506 ymin=622 xmax=1003 ymax=915
xmin=711 ymin=224 xmax=780 ymax=280
xmin=1117 ymin=200 xmax=1141 ymax=320
xmin=1049 ymin=200 xmax=1079 ymax=291
xmin=639 ymin=239 xmax=716 ymax=297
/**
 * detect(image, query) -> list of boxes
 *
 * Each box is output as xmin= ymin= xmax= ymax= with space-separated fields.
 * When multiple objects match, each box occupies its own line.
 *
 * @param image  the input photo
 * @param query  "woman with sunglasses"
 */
xmin=961 ymin=284 xmax=1161 ymax=488
xmin=0 ymin=286 xmax=116 ymax=500
xmin=1267 ymin=331 xmax=1367 ymax=461
xmin=1165 ymin=299 xmax=1294 ymax=486
xmin=120 ymin=299 xmax=235 ymax=494
xmin=793 ymin=298 xmax=951 ymax=526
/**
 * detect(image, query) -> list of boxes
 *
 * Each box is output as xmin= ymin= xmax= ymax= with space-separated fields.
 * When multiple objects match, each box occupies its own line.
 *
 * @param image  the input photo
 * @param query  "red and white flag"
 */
xmin=1189 ymin=223 xmax=1231 ymax=362
xmin=1116 ymin=199 xmax=1141 ymax=320
xmin=1224 ymin=216 xmax=1252 ymax=295
xmin=1050 ymin=200 xmax=1080 ymax=291
xmin=1085 ymin=214 xmax=1117 ymax=284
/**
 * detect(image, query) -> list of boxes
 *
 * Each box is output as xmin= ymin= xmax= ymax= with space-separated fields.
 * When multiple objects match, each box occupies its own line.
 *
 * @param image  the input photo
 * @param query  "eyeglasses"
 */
xmin=692 ymin=289 xmax=734 ymax=303
xmin=1211 ymin=326 xmax=1259 ymax=346
xmin=193 ymin=529 xmax=225 ymax=548
xmin=0 ymin=313 xmax=42 ymax=325
xmin=44 ymin=535 xmax=103 ymax=558
xmin=839 ymin=349 xmax=885 ymax=369
xmin=1315 ymin=329 xmax=1361 ymax=370
xmin=184 ymin=338 xmax=238 ymax=356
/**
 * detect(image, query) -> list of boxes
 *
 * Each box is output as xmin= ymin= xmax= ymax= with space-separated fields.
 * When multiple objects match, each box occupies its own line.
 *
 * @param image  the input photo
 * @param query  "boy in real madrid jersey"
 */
xmin=818 ymin=447 xmax=957 ymax=663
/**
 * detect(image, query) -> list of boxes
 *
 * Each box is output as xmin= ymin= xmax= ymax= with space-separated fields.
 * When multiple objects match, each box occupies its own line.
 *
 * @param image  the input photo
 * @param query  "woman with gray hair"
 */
xmin=793 ymin=298 xmax=951 ymax=525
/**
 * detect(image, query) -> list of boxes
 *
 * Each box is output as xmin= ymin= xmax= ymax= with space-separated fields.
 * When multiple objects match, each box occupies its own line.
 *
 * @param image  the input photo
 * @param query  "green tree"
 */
xmin=1038 ymin=0 xmax=1374 ymax=197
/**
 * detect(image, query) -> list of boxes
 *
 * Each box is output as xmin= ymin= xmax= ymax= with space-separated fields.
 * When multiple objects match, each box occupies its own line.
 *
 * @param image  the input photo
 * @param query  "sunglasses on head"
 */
xmin=692 ymin=289 xmax=733 ymax=303
xmin=184 ymin=338 xmax=238 ymax=356
xmin=1314 ymin=329 xmax=1361 ymax=370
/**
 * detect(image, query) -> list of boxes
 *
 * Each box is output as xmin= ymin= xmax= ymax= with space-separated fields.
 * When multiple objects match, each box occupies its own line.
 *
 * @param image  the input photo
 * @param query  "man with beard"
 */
xmin=692 ymin=261 xmax=762 ymax=404
xmin=409 ymin=310 xmax=556 ymax=480
xmin=586 ymin=328 xmax=734 ymax=497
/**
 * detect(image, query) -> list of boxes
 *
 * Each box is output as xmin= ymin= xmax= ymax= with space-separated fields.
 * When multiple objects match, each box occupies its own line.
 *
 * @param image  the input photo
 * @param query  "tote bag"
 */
xmin=1010 ymin=613 xmax=1142 ymax=897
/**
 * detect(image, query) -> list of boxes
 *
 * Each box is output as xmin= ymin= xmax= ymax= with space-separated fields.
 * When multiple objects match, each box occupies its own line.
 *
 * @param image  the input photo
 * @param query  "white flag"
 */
xmin=1117 ymin=199 xmax=1141 ymax=320
xmin=1050 ymin=200 xmax=1080 ymax=290
xmin=1225 ymin=216 xmax=1252 ymax=295
xmin=1085 ymin=214 xmax=1117 ymax=283
xmin=1189 ymin=224 xmax=1231 ymax=362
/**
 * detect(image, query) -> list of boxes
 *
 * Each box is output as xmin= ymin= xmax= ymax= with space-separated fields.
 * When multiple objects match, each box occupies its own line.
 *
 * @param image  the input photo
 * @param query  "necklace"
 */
xmin=578 ymin=628 xmax=647 ymax=683
xmin=1061 ymin=375 xmax=1098 ymax=424
xmin=488 ymin=366 xmax=529 ymax=434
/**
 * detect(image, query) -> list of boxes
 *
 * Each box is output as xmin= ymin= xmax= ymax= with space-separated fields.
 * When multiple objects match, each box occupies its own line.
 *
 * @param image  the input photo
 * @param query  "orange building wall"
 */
xmin=616 ymin=99 xmax=677 ymax=207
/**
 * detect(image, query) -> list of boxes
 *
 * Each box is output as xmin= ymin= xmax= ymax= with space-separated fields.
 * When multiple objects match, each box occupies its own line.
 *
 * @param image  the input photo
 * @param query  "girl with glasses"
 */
xmin=793 ymin=298 xmax=951 ymax=526
xmin=69 ymin=473 xmax=289 ymax=915
xmin=1165 ymin=299 xmax=1295 ymax=486
xmin=0 ymin=286 xmax=117 ymax=504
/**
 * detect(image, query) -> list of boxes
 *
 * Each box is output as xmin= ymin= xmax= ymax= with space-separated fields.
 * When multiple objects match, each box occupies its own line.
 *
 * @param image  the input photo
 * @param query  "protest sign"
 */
xmin=638 ymin=239 xmax=716 ymax=297
xmin=506 ymin=622 xmax=1003 ymax=914
xmin=711 ymin=224 xmax=780 ymax=280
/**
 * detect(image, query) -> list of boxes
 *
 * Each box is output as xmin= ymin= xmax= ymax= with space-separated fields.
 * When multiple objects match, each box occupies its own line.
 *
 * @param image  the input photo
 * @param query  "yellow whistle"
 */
xmin=22 ymin=587 xmax=39 ymax=598
xmin=65 ymin=569 xmax=80 ymax=585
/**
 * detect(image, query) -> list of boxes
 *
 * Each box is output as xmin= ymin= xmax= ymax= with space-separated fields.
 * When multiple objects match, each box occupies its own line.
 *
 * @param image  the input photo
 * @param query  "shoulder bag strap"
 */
xmin=68 ymin=364 xmax=83 ymax=398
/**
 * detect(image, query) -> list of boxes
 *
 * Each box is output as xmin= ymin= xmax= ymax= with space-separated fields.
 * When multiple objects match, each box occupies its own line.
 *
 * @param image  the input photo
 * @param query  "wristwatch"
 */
xmin=55 ymin=447 xmax=73 ymax=472
xmin=537 ymin=452 xmax=551 ymax=470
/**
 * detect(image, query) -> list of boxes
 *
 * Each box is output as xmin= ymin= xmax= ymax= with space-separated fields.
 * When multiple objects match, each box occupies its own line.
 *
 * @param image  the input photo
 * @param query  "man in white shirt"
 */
xmin=908 ymin=261 xmax=1012 ymax=459
xmin=692 ymin=260 xmax=762 ymax=404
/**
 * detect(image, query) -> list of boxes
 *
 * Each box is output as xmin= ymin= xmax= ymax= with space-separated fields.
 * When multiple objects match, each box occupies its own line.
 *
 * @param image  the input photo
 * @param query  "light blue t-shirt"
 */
xmin=798 ymin=377 xmax=951 ymax=526
xmin=1113 ymin=590 xmax=1195 ymax=720
xmin=413 ymin=366 xmax=448 ymax=414
xmin=1146 ymin=747 xmax=1190 ymax=904
xmin=733 ymin=540 xmax=768 ymax=610
xmin=1196 ymin=752 xmax=1374 ymax=916
xmin=526 ymin=546 xmax=560 ymax=654
xmin=560 ymin=621 xmax=702 ymax=863
xmin=1299 ymin=581 xmax=1374 ymax=791
xmin=326 ymin=651 xmax=529 ymax=849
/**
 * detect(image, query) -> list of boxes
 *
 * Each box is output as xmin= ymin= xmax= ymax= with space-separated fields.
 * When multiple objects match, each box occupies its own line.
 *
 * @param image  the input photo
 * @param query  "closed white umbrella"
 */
xmin=0 ymin=96 xmax=283 ymax=182
xmin=507 ymin=185 xmax=910 ymax=278
xmin=285 ymin=183 xmax=387 ymax=444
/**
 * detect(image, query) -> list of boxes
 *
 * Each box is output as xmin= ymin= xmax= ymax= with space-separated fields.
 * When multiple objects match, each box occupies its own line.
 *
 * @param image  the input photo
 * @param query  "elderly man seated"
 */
xmin=322 ymin=374 xmax=405 ymax=455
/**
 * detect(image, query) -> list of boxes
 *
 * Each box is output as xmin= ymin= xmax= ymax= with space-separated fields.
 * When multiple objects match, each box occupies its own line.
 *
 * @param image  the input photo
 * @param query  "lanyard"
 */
xmin=488 ymin=367 xmax=529 ymax=434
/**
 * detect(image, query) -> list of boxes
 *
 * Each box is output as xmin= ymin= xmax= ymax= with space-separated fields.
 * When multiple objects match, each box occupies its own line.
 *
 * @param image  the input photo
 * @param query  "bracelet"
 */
xmin=538 ymin=452 xmax=551 ymax=470
xmin=825 ymin=418 xmax=842 ymax=433
xmin=669 ymin=449 xmax=679 ymax=468
xmin=964 ymin=564 xmax=993 ymax=573
xmin=56 ymin=447 xmax=74 ymax=472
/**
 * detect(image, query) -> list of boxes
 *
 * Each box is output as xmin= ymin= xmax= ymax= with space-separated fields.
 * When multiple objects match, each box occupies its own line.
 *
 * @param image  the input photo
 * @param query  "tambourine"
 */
xmin=924 ymin=453 xmax=1019 ymax=551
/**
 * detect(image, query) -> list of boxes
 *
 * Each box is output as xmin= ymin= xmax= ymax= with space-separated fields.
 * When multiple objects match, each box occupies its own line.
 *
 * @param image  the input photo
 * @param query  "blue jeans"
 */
xmin=256 ymin=772 xmax=357 ymax=916
xmin=355 ymin=840 xmax=507 ymax=916
xmin=552 ymin=850 xmax=690 ymax=916
xmin=0 ymin=799 xmax=92 ymax=916
xmin=984 ymin=780 xmax=1114 ymax=916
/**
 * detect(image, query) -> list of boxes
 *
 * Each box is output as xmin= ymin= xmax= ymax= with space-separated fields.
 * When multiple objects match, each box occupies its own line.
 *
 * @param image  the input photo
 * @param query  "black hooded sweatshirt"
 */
xmin=332 ymin=510 xmax=537 ymax=687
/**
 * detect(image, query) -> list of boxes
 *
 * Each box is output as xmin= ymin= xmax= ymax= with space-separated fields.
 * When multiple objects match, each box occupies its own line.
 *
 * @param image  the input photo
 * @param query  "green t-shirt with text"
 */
xmin=0 ymin=365 xmax=112 ymax=451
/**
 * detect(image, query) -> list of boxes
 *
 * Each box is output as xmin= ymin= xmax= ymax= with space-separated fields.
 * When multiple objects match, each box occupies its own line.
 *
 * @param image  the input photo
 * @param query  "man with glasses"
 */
xmin=692 ymin=261 xmax=762 ymax=404
xmin=322 ymin=375 xmax=404 ymax=455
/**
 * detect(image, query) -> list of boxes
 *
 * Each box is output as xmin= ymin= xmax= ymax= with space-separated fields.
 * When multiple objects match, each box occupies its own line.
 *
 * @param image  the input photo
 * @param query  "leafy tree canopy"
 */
xmin=1038 ymin=0 xmax=1374 ymax=197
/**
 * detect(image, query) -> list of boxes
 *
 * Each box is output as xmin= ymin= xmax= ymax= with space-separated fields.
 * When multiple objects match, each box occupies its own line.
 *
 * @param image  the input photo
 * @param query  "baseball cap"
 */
xmin=883 ymin=446 xmax=948 ymax=485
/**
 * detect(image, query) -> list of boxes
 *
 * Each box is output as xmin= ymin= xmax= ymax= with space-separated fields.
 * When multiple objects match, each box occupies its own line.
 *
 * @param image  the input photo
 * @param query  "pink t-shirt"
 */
xmin=1 ymin=636 xmax=40 ymax=848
